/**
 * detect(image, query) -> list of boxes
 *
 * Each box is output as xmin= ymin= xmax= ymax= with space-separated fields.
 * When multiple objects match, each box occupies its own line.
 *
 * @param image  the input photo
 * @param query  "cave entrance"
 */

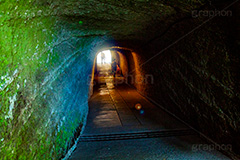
xmin=96 ymin=50 xmax=112 ymax=78
xmin=95 ymin=49 xmax=126 ymax=78
xmin=91 ymin=48 xmax=129 ymax=90
xmin=97 ymin=50 xmax=112 ymax=65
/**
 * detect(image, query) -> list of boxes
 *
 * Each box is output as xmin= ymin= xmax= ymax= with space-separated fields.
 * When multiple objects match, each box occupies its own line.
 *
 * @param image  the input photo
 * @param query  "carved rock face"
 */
xmin=1 ymin=0 xmax=239 ymax=159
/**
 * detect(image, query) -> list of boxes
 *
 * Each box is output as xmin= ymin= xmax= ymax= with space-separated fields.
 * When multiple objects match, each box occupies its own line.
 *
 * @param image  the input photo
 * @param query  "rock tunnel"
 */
xmin=0 ymin=0 xmax=240 ymax=159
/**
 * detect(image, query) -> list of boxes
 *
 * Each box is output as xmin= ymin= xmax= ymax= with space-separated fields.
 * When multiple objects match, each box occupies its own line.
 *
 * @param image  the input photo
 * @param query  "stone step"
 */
xmin=79 ymin=129 xmax=197 ymax=142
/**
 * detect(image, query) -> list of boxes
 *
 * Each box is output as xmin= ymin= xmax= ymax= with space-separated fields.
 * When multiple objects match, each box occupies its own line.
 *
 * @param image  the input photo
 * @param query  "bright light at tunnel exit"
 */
xmin=97 ymin=50 xmax=112 ymax=64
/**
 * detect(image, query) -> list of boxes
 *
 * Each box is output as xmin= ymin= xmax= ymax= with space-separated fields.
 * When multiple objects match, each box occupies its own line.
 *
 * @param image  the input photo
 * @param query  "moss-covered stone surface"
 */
xmin=0 ymin=1 xmax=106 ymax=159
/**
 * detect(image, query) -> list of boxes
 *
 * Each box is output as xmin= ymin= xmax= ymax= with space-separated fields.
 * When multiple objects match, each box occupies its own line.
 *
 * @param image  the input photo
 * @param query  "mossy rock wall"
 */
xmin=0 ymin=1 xmax=105 ymax=159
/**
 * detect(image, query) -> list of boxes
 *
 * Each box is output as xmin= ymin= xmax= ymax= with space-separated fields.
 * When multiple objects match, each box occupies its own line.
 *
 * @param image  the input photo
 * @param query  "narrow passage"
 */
xmin=69 ymin=66 xmax=229 ymax=160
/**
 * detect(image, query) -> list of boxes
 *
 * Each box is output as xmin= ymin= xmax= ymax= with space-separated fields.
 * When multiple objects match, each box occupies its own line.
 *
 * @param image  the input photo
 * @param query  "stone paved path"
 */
xmin=69 ymin=64 xmax=229 ymax=160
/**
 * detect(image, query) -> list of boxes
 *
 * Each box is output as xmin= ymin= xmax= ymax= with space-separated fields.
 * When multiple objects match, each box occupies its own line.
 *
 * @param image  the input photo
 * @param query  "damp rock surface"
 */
xmin=0 ymin=0 xmax=240 ymax=159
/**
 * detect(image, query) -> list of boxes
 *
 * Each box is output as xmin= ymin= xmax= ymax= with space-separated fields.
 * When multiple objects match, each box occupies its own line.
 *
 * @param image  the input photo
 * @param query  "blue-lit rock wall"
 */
xmin=0 ymin=1 xmax=105 ymax=159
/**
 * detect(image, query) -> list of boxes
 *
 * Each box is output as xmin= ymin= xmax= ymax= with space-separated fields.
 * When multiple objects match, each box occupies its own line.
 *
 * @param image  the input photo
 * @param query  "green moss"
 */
xmin=0 ymin=1 xmax=80 ymax=159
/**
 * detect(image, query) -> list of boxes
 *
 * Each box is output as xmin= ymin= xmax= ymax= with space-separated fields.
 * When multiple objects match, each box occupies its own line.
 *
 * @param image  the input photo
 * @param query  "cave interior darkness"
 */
xmin=0 ymin=0 xmax=240 ymax=159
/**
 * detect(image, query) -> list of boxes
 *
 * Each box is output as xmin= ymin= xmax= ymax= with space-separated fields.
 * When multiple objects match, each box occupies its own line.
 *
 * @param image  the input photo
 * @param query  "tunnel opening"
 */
xmin=87 ymin=47 xmax=155 ymax=129
xmin=91 ymin=47 xmax=130 ymax=89
xmin=96 ymin=50 xmax=112 ymax=64
xmin=89 ymin=46 xmax=153 ymax=98
xmin=95 ymin=50 xmax=113 ymax=79
xmin=87 ymin=46 xmax=155 ymax=123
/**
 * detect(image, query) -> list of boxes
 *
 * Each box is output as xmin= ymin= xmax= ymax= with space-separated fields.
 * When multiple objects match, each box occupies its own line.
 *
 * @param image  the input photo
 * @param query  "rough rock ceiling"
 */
xmin=34 ymin=0 xmax=206 ymax=46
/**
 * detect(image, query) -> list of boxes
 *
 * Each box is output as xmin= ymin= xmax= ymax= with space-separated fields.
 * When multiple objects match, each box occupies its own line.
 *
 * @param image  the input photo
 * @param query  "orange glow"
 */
xmin=111 ymin=46 xmax=133 ymax=51
xmin=117 ymin=51 xmax=128 ymax=77
xmin=131 ymin=52 xmax=145 ymax=92
xmin=135 ymin=103 xmax=142 ymax=110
